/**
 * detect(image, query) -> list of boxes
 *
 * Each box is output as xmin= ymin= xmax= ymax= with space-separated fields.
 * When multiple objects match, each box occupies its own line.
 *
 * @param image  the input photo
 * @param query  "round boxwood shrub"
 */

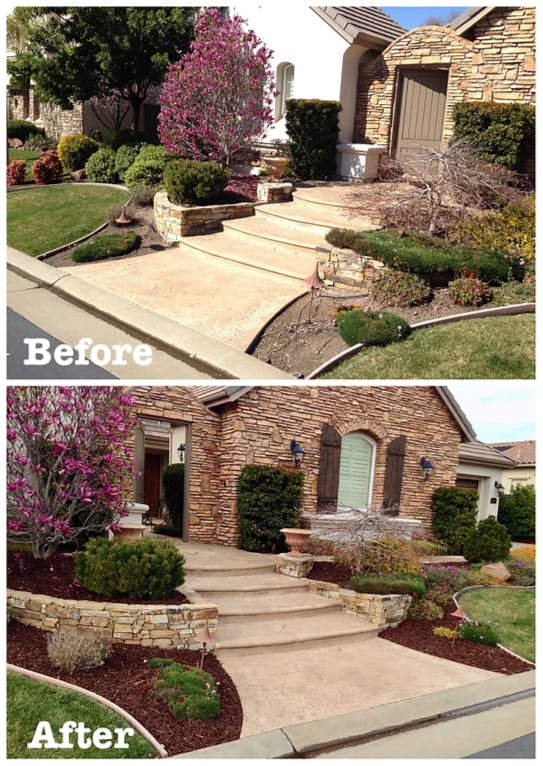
xmin=71 ymin=231 xmax=139 ymax=263
xmin=114 ymin=142 xmax=148 ymax=180
xmin=58 ymin=134 xmax=100 ymax=171
xmin=337 ymin=310 xmax=411 ymax=347
xmin=124 ymin=146 xmax=166 ymax=188
xmin=463 ymin=517 xmax=511 ymax=564
xmin=431 ymin=487 xmax=478 ymax=555
xmin=75 ymin=537 xmax=185 ymax=599
xmin=85 ymin=148 xmax=119 ymax=183
xmin=111 ymin=128 xmax=149 ymax=151
xmin=163 ymin=159 xmax=231 ymax=206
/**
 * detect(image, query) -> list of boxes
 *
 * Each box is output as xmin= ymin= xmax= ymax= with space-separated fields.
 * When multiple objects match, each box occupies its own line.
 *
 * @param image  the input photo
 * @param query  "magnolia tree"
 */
xmin=7 ymin=387 xmax=138 ymax=559
xmin=159 ymin=9 xmax=277 ymax=166
xmin=89 ymin=94 xmax=131 ymax=133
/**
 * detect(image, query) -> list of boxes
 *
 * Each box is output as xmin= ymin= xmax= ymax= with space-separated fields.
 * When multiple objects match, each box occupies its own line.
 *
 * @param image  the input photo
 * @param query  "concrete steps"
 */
xmin=223 ymin=215 xmax=324 ymax=253
xmin=212 ymin=589 xmax=339 ymax=623
xmin=187 ymin=572 xmax=310 ymax=599
xmin=255 ymin=200 xmax=375 ymax=236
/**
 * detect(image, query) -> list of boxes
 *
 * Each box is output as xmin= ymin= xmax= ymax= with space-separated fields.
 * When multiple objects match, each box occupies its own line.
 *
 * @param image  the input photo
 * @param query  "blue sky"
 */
xmin=382 ymin=6 xmax=468 ymax=29
xmin=448 ymin=385 xmax=536 ymax=444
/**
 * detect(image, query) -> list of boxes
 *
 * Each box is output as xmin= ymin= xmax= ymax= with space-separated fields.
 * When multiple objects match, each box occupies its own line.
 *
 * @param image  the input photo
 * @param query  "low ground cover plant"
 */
xmin=491 ymin=274 xmax=535 ymax=307
xmin=58 ymin=134 xmax=100 ymax=171
xmin=370 ymin=270 xmax=432 ymax=307
xmin=33 ymin=150 xmax=63 ymax=185
xmin=348 ymin=574 xmax=426 ymax=597
xmin=448 ymin=273 xmax=493 ymax=307
xmin=337 ymin=310 xmax=411 ymax=347
xmin=325 ymin=228 xmax=379 ymax=257
xmin=432 ymin=487 xmax=478 ymax=555
xmin=463 ymin=517 xmax=511 ymax=564
xmin=164 ymin=159 xmax=231 ymax=205
xmin=506 ymin=558 xmax=535 ymax=586
xmin=457 ymin=620 xmax=499 ymax=646
xmin=75 ymin=537 xmax=185 ymax=599
xmin=85 ymin=147 xmax=119 ymax=183
xmin=47 ymin=629 xmax=111 ymax=674
xmin=71 ymin=231 xmax=140 ymax=263
xmin=410 ymin=540 xmax=448 ymax=556
xmin=7 ymin=159 xmax=26 ymax=186
xmin=150 ymin=658 xmax=220 ymax=720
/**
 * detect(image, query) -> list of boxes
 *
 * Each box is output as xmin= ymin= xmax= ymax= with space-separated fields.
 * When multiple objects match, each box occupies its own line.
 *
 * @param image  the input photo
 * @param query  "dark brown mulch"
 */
xmin=7 ymin=622 xmax=242 ymax=756
xmin=307 ymin=560 xmax=354 ymax=585
xmin=380 ymin=602 xmax=535 ymax=675
xmin=7 ymin=552 xmax=188 ymax=605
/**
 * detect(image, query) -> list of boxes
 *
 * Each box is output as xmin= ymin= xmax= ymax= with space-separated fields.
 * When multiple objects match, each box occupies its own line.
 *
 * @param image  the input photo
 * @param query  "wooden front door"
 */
xmin=394 ymin=68 xmax=448 ymax=161
xmin=144 ymin=453 xmax=162 ymax=516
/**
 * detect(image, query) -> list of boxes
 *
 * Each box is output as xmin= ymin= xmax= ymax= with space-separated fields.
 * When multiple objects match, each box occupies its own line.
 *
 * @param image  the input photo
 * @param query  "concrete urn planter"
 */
xmin=281 ymin=528 xmax=311 ymax=557
xmin=262 ymin=156 xmax=289 ymax=180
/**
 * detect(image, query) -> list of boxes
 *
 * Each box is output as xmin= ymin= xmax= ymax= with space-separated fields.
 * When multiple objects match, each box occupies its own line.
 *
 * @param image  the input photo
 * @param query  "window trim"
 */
xmin=337 ymin=432 xmax=377 ymax=511
xmin=275 ymin=61 xmax=295 ymax=121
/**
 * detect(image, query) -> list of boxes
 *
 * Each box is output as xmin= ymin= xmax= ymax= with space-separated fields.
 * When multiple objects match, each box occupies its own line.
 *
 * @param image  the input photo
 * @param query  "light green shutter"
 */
xmin=338 ymin=434 xmax=373 ymax=509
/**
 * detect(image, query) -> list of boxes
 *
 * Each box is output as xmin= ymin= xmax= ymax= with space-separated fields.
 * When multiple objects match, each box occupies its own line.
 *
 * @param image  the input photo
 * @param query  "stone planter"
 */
xmin=280 ymin=528 xmax=311 ymax=557
xmin=154 ymin=190 xmax=256 ymax=241
xmin=261 ymin=156 xmax=289 ymax=180
xmin=275 ymin=552 xmax=314 ymax=578
xmin=308 ymin=580 xmax=411 ymax=628
xmin=256 ymin=181 xmax=293 ymax=204
xmin=110 ymin=502 xmax=147 ymax=541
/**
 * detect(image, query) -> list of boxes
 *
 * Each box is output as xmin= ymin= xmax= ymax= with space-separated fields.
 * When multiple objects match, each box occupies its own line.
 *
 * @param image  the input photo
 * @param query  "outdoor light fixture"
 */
xmin=494 ymin=481 xmax=505 ymax=496
xmin=177 ymin=443 xmax=186 ymax=463
xmin=419 ymin=456 xmax=435 ymax=481
xmin=290 ymin=439 xmax=306 ymax=469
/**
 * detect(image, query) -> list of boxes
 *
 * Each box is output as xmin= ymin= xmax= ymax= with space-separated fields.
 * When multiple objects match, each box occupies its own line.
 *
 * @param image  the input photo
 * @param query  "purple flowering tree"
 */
xmin=7 ymin=387 xmax=138 ymax=559
xmin=159 ymin=9 xmax=277 ymax=166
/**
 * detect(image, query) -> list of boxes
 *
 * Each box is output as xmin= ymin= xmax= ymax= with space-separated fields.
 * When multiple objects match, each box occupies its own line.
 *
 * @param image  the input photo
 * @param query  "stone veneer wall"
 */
xmin=38 ymin=102 xmax=85 ymax=142
xmin=7 ymin=589 xmax=218 ymax=648
xmin=154 ymin=190 xmax=256 ymax=241
xmin=214 ymin=387 xmax=462 ymax=545
xmin=354 ymin=6 xmax=535 ymax=150
xmin=316 ymin=245 xmax=385 ymax=293
xmin=308 ymin=580 xmax=411 ymax=628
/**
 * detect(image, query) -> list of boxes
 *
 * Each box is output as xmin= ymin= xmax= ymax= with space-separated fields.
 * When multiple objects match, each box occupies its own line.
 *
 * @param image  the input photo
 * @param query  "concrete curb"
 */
xmin=7 ymin=247 xmax=290 ymax=380
xmin=171 ymin=671 xmax=535 ymax=758
xmin=7 ymin=663 xmax=168 ymax=757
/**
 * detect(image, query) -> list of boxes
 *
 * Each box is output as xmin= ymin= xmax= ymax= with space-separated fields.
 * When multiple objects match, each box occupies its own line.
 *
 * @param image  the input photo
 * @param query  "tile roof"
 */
xmin=316 ymin=6 xmax=406 ymax=47
xmin=489 ymin=440 xmax=536 ymax=466
xmin=459 ymin=440 xmax=516 ymax=467
xmin=449 ymin=6 xmax=488 ymax=32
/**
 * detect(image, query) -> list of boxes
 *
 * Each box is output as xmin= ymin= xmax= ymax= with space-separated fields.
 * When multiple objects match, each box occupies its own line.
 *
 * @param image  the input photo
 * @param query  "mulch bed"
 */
xmin=380 ymin=602 xmax=535 ymax=675
xmin=7 ymin=622 xmax=242 ymax=756
xmin=307 ymin=560 xmax=354 ymax=585
xmin=7 ymin=552 xmax=188 ymax=605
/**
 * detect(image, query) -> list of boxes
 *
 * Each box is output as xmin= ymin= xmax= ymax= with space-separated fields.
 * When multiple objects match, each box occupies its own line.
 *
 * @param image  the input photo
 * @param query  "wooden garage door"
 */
xmin=394 ymin=69 xmax=448 ymax=161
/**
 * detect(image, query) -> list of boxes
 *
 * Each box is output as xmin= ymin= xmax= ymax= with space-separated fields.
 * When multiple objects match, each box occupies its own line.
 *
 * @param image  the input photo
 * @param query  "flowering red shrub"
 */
xmin=7 ymin=159 xmax=26 ymax=186
xmin=32 ymin=149 xmax=63 ymax=185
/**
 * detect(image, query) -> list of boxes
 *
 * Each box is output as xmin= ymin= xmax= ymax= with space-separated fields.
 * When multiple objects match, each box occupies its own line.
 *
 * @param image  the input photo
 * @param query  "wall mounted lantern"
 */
xmin=177 ymin=443 xmax=186 ymax=463
xmin=290 ymin=439 xmax=305 ymax=469
xmin=494 ymin=481 xmax=505 ymax=496
xmin=419 ymin=456 xmax=435 ymax=481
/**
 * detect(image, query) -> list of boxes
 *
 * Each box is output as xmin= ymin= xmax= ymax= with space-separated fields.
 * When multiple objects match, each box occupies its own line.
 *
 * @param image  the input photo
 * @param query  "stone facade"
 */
xmin=308 ymin=579 xmax=411 ymax=628
xmin=40 ymin=102 xmax=84 ymax=142
xmin=354 ymin=7 xmax=536 ymax=150
xmin=256 ymin=182 xmax=293 ymax=203
xmin=154 ymin=190 xmax=256 ymax=241
xmin=275 ymin=553 xmax=314 ymax=578
xmin=7 ymin=589 xmax=218 ymax=648
xmin=316 ymin=245 xmax=385 ymax=294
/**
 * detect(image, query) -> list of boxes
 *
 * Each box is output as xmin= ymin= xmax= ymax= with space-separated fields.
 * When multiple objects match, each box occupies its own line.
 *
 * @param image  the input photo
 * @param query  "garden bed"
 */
xmin=380 ymin=602 xmax=534 ymax=675
xmin=307 ymin=560 xmax=354 ymax=585
xmin=7 ymin=622 xmax=242 ymax=756
xmin=7 ymin=552 xmax=188 ymax=605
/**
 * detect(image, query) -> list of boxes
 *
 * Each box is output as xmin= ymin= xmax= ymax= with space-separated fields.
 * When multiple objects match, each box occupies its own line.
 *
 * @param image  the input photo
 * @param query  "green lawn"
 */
xmin=323 ymin=314 xmax=535 ymax=380
xmin=8 ymin=149 xmax=43 ymax=179
xmin=7 ymin=673 xmax=156 ymax=758
xmin=460 ymin=588 xmax=535 ymax=663
xmin=7 ymin=185 xmax=128 ymax=256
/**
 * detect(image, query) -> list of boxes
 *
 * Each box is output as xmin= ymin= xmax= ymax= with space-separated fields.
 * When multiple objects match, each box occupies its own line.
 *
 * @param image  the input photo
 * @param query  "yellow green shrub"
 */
xmin=432 ymin=626 xmax=457 ymax=639
xmin=510 ymin=544 xmax=535 ymax=562
xmin=455 ymin=197 xmax=535 ymax=262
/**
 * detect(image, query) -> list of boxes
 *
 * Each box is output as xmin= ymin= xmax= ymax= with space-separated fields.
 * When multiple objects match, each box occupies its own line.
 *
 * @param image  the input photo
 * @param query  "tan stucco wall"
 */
xmin=501 ymin=466 xmax=536 ymax=492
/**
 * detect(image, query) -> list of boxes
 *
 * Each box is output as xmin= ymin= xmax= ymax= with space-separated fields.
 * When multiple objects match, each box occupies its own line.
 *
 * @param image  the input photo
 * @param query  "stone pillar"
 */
xmin=275 ymin=553 xmax=314 ymax=578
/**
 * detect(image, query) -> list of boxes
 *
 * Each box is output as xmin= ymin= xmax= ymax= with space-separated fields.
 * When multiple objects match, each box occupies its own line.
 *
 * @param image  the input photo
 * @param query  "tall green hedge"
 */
xmin=453 ymin=102 xmax=535 ymax=169
xmin=285 ymin=99 xmax=341 ymax=180
xmin=432 ymin=487 xmax=478 ymax=555
xmin=162 ymin=463 xmax=185 ymax=531
xmin=238 ymin=465 xmax=304 ymax=552
xmin=497 ymin=484 xmax=535 ymax=539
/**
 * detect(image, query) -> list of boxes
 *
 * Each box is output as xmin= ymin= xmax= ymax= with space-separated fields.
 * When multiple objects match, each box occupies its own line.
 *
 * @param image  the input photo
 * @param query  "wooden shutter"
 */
xmin=383 ymin=436 xmax=407 ymax=511
xmin=318 ymin=424 xmax=342 ymax=503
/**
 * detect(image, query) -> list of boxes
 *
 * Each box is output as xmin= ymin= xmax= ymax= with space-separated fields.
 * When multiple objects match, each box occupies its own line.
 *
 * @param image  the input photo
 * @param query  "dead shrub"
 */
xmin=47 ymin=629 xmax=111 ymax=674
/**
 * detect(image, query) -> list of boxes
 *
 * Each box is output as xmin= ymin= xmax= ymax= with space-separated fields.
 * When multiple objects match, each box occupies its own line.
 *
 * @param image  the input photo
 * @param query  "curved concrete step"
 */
xmin=184 ymin=562 xmax=276 ymax=577
xmin=223 ymin=215 xmax=324 ymax=253
xmin=187 ymin=572 xmax=310 ymax=599
xmin=213 ymin=590 xmax=339 ymax=622
xmin=293 ymin=188 xmax=357 ymax=211
xmin=255 ymin=201 xmax=376 ymax=236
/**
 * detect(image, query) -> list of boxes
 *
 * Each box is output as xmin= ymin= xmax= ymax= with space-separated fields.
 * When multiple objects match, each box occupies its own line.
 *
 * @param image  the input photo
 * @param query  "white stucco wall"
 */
xmin=457 ymin=462 xmax=504 ymax=521
xmin=233 ymin=5 xmax=369 ymax=142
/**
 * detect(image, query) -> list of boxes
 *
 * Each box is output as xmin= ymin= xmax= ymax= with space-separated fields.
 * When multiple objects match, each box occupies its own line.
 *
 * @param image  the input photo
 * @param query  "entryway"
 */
xmin=394 ymin=68 xmax=449 ymax=160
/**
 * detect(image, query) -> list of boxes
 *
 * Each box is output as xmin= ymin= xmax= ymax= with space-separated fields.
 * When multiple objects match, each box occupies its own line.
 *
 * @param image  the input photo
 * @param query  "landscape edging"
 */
xmin=37 ymin=223 xmax=109 ymax=260
xmin=7 ymin=662 xmax=168 ymax=757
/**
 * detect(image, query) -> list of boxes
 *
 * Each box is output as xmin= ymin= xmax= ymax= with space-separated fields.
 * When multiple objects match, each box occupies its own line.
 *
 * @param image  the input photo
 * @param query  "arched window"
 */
xmin=337 ymin=433 xmax=376 ymax=510
xmin=275 ymin=62 xmax=295 ymax=120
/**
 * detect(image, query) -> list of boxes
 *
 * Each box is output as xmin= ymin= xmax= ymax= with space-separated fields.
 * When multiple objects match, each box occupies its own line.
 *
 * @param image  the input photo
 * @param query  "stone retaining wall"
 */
xmin=7 ymin=589 xmax=218 ymax=649
xmin=275 ymin=553 xmax=314 ymax=578
xmin=154 ymin=190 xmax=255 ymax=241
xmin=309 ymin=579 xmax=411 ymax=628
xmin=316 ymin=245 xmax=385 ymax=294
xmin=256 ymin=182 xmax=293 ymax=203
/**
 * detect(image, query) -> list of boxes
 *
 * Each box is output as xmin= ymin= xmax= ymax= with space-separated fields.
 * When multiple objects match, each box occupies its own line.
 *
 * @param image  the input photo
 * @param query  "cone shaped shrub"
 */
xmin=463 ymin=517 xmax=511 ymax=564
xmin=431 ymin=487 xmax=478 ymax=555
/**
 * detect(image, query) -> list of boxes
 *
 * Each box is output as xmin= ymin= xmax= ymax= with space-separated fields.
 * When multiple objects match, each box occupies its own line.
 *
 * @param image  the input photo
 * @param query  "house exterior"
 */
xmin=124 ymin=384 xmax=490 ymax=547
xmin=457 ymin=441 xmax=514 ymax=521
xmin=489 ymin=440 xmax=536 ymax=491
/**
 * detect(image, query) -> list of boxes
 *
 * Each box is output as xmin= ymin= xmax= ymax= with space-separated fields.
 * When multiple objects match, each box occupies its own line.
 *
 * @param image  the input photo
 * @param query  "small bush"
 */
xmin=163 ymin=159 xmax=231 ymax=205
xmin=457 ymin=620 xmax=499 ymax=646
xmin=57 ymin=134 xmax=100 ymax=171
xmin=497 ymin=485 xmax=535 ymax=540
xmin=360 ymin=537 xmax=422 ymax=576
xmin=152 ymin=524 xmax=183 ymax=538
xmin=47 ymin=629 xmax=111 ymax=674
xmin=7 ymin=159 xmax=26 ymax=186
xmin=448 ymin=274 xmax=493 ymax=307
xmin=407 ymin=597 xmax=443 ymax=621
xmin=8 ymin=119 xmax=43 ymax=142
xmin=492 ymin=275 xmax=535 ymax=307
xmin=348 ymin=575 xmax=426 ymax=597
xmin=337 ymin=310 xmax=411 ymax=347
xmin=410 ymin=540 xmax=448 ymax=556
xmin=426 ymin=583 xmax=454 ymax=608
xmin=115 ymin=142 xmax=148 ymax=179
xmin=432 ymin=626 xmax=457 ymax=639
xmin=129 ymin=184 xmax=160 ymax=206
xmin=32 ymin=150 xmax=63 ymax=185
xmin=71 ymin=231 xmax=139 ymax=263
xmin=509 ymin=544 xmax=535 ymax=562
xmin=162 ymin=463 xmax=185 ymax=532
xmin=124 ymin=147 xmax=166 ymax=188
xmin=285 ymin=99 xmax=341 ymax=180
xmin=370 ymin=270 xmax=432 ymax=307
xmin=153 ymin=662 xmax=220 ymax=720
xmin=238 ymin=465 xmax=304 ymax=553
xmin=111 ymin=128 xmax=149 ymax=151
xmin=432 ymin=487 xmax=478 ymax=555
xmin=325 ymin=228 xmax=379 ymax=258
xmin=424 ymin=565 xmax=470 ymax=592
xmin=85 ymin=148 xmax=119 ymax=183
xmin=463 ymin=517 xmax=511 ymax=564
xmin=506 ymin=558 xmax=535 ymax=586
xmin=75 ymin=537 xmax=185 ymax=599
xmin=24 ymin=133 xmax=56 ymax=151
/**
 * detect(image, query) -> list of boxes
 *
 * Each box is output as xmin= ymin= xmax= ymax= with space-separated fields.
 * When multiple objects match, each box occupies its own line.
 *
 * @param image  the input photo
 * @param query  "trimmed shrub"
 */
xmin=370 ymin=270 xmax=432 ymax=307
xmin=47 ymin=629 xmax=111 ymax=674
xmin=426 ymin=583 xmax=454 ymax=608
xmin=448 ymin=274 xmax=493 ymax=307
xmin=325 ymin=228 xmax=379 ymax=257
xmin=111 ymin=128 xmax=149 ymax=151
xmin=407 ymin=597 xmax=443 ymax=621
xmin=153 ymin=662 xmax=220 ymax=720
xmin=71 ymin=232 xmax=139 ymax=263
xmin=463 ymin=517 xmax=511 ymax=564
xmin=337 ymin=309 xmax=411 ymax=347
xmin=285 ymin=99 xmax=341 ymax=180
xmin=453 ymin=102 xmax=535 ymax=169
xmin=75 ymin=537 xmax=185 ymax=599
xmin=123 ymin=147 xmax=166 ymax=188
xmin=360 ymin=537 xmax=422 ymax=576
xmin=506 ymin=558 xmax=535 ymax=586
xmin=85 ymin=148 xmax=119 ymax=183
xmin=497 ymin=485 xmax=535 ymax=540
xmin=163 ymin=159 xmax=231 ymax=205
xmin=348 ymin=575 xmax=426 ymax=598
xmin=129 ymin=184 xmax=160 ymax=206
xmin=238 ymin=465 xmax=304 ymax=553
xmin=162 ymin=463 xmax=185 ymax=532
xmin=432 ymin=626 xmax=457 ymax=639
xmin=7 ymin=159 xmax=26 ymax=186
xmin=114 ymin=142 xmax=148 ymax=180
xmin=57 ymin=134 xmax=100 ymax=171
xmin=457 ymin=620 xmax=499 ymax=646
xmin=432 ymin=487 xmax=478 ymax=555
xmin=32 ymin=150 xmax=63 ymax=185
xmin=8 ymin=119 xmax=43 ymax=142
xmin=410 ymin=540 xmax=448 ymax=556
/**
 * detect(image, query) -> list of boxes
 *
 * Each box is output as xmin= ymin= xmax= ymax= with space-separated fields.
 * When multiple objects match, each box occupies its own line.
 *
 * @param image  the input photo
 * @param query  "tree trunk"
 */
xmin=130 ymin=98 xmax=144 ymax=131
xmin=32 ymin=539 xmax=58 ymax=559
